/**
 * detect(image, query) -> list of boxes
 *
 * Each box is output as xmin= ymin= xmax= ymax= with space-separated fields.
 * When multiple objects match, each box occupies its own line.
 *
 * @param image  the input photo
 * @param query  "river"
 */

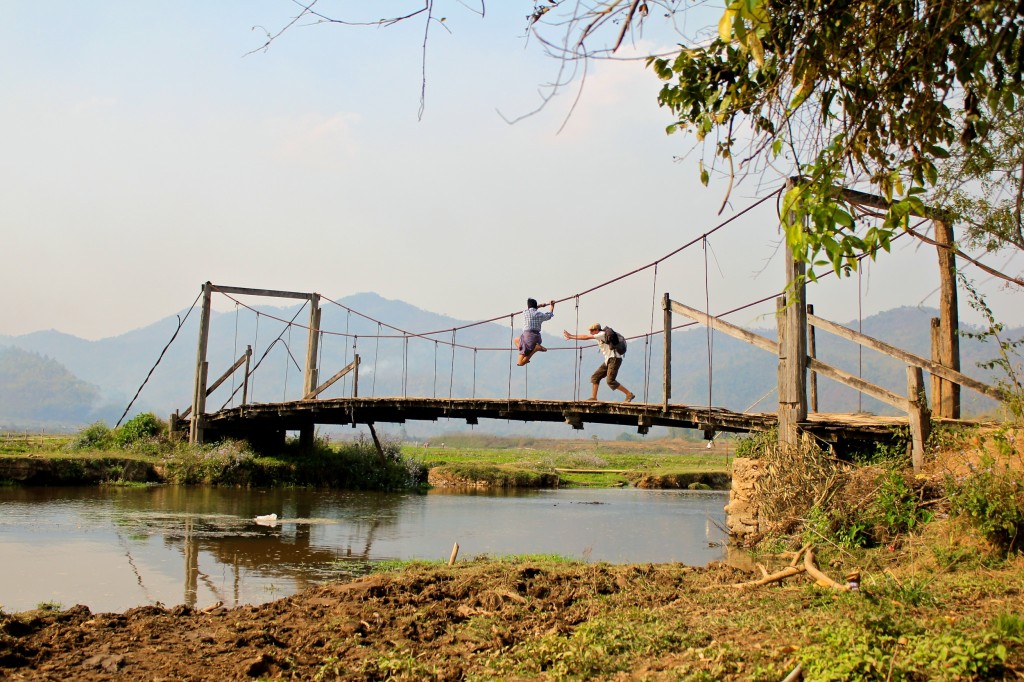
xmin=0 ymin=485 xmax=728 ymax=614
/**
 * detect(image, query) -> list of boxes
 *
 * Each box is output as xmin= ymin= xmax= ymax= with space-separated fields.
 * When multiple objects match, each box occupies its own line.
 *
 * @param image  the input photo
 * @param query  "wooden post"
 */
xmin=807 ymin=303 xmax=818 ymax=413
xmin=906 ymin=366 xmax=930 ymax=472
xmin=189 ymin=282 xmax=213 ymax=444
xmin=934 ymin=219 xmax=960 ymax=419
xmin=778 ymin=180 xmax=808 ymax=454
xmin=353 ymin=354 xmax=360 ymax=397
xmin=303 ymin=296 xmax=321 ymax=399
xmin=663 ymin=293 xmax=671 ymax=411
xmin=242 ymin=345 xmax=251 ymax=407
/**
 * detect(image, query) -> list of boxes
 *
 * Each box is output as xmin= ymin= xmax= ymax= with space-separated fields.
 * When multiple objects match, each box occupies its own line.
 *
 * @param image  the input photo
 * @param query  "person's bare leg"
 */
xmin=617 ymin=385 xmax=635 ymax=402
xmin=585 ymin=383 xmax=599 ymax=401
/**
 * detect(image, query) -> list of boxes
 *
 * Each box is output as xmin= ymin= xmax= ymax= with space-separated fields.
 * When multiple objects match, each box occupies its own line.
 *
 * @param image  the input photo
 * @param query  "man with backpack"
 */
xmin=562 ymin=323 xmax=635 ymax=403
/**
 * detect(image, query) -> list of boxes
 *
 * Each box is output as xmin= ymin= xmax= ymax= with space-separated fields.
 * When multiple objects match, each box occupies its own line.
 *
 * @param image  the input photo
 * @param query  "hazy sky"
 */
xmin=3 ymin=2 xmax=1021 ymax=342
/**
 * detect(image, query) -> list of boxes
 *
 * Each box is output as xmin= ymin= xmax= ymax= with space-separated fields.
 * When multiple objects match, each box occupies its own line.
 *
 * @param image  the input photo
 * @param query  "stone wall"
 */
xmin=724 ymin=457 xmax=760 ymax=537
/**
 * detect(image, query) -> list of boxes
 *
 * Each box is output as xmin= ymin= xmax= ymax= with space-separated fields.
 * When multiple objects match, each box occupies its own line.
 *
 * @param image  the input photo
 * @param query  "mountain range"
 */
xmin=1 ymin=292 xmax=1017 ymax=437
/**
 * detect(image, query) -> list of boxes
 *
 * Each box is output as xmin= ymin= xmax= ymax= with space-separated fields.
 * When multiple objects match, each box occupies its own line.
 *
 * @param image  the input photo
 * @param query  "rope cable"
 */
xmin=231 ymin=302 xmax=240 ymax=408
xmin=448 ymin=330 xmax=456 ymax=400
xmin=372 ymin=322 xmax=381 ymax=397
xmin=644 ymin=263 xmax=658 ymax=403
xmin=704 ymin=237 xmax=714 ymax=426
xmin=115 ymin=289 xmax=202 ymax=427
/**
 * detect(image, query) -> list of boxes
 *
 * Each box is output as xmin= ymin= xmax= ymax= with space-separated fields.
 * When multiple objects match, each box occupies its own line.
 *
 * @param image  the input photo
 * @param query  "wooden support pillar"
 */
xmin=907 ymin=366 xmax=930 ymax=473
xmin=299 ymin=425 xmax=315 ymax=454
xmin=807 ymin=303 xmax=818 ymax=413
xmin=777 ymin=186 xmax=808 ymax=454
xmin=303 ymin=296 xmax=321 ymax=399
xmin=367 ymin=422 xmax=388 ymax=464
xmin=663 ymin=292 xmax=672 ymax=411
xmin=934 ymin=219 xmax=960 ymax=418
xmin=189 ymin=282 xmax=213 ymax=444
xmin=242 ymin=345 xmax=252 ymax=407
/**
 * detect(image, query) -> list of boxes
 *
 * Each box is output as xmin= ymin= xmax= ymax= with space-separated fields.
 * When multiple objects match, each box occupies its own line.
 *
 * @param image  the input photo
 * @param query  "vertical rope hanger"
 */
xmin=448 ymin=330 xmax=456 ymax=400
xmin=433 ymin=340 xmax=439 ymax=398
xmin=573 ymin=296 xmax=581 ymax=402
xmin=403 ymin=334 xmax=409 ymax=397
xmin=231 ymin=302 xmax=240 ymax=407
xmin=644 ymin=263 xmax=659 ymax=403
xmin=351 ymin=335 xmax=358 ymax=397
xmin=507 ymin=314 xmax=515 ymax=402
xmin=284 ymin=321 xmax=293 ymax=401
xmin=342 ymin=310 xmax=351 ymax=395
xmin=858 ymin=265 xmax=864 ymax=413
xmin=703 ymin=236 xmax=714 ymax=426
xmin=372 ymin=322 xmax=381 ymax=397
xmin=251 ymin=313 xmax=261 ymax=402
xmin=472 ymin=349 xmax=478 ymax=399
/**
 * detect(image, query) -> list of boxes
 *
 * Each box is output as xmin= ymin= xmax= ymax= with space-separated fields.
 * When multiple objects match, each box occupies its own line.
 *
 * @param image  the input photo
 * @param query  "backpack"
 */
xmin=604 ymin=327 xmax=627 ymax=354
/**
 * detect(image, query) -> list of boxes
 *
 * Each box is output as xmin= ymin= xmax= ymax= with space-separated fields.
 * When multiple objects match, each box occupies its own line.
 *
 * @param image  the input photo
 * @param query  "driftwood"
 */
xmin=732 ymin=544 xmax=851 ymax=591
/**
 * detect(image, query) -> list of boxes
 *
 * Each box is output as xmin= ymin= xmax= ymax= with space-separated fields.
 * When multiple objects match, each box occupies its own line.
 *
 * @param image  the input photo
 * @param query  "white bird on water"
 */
xmin=254 ymin=513 xmax=278 ymax=526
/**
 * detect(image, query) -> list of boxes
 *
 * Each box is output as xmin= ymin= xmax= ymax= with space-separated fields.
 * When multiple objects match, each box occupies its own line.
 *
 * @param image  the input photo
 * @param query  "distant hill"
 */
xmin=0 ymin=295 xmax=1018 ymax=436
xmin=0 ymin=347 xmax=104 ymax=430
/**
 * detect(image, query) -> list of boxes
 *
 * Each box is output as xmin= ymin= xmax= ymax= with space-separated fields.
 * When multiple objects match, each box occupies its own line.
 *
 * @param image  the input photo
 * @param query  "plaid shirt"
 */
xmin=523 ymin=307 xmax=554 ymax=332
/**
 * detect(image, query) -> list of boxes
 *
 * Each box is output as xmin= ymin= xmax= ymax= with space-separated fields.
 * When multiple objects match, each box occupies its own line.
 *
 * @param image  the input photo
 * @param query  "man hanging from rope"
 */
xmin=514 ymin=298 xmax=556 ymax=366
xmin=563 ymin=323 xmax=635 ymax=403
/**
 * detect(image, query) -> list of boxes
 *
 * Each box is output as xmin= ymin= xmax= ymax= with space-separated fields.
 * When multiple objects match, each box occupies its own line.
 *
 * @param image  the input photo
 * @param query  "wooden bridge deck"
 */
xmin=201 ymin=396 xmax=941 ymax=442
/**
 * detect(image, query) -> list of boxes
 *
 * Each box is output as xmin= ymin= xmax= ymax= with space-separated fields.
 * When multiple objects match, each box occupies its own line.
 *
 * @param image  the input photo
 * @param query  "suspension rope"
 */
xmin=231 ymin=302 xmax=240 ymax=408
xmin=433 ymin=340 xmax=438 ymax=398
xmin=644 ymin=263 xmax=658 ymax=403
xmin=284 ymin=322 xmax=293 ymax=401
xmin=703 ymin=236 xmax=714 ymax=427
xmin=115 ymin=289 xmax=202 ymax=427
xmin=448 ymin=330 xmax=456 ymax=400
xmin=251 ymin=313 xmax=260 ymax=402
xmin=472 ymin=349 xmax=478 ymax=399
xmin=372 ymin=322 xmax=381 ymax=397
xmin=507 ymin=315 xmax=514 ymax=402
xmin=573 ymin=296 xmax=581 ymax=401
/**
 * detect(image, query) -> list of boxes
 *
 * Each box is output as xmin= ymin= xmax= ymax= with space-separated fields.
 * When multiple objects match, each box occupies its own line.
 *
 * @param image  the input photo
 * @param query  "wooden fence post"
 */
xmin=934 ymin=219 xmax=960 ymax=419
xmin=907 ymin=366 xmax=930 ymax=472
xmin=663 ymin=293 xmax=672 ymax=411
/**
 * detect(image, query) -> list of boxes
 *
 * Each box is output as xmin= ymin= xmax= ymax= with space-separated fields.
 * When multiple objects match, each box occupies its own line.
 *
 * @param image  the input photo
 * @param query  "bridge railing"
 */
xmin=663 ymin=294 xmax=1005 ymax=472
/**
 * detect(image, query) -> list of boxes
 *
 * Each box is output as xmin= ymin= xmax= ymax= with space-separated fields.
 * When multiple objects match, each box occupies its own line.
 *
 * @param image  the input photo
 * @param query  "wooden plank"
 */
xmin=210 ymin=284 xmax=316 ymax=300
xmin=807 ymin=312 xmax=1005 ymax=402
xmin=205 ymin=351 xmax=250 ymax=398
xmin=807 ymin=358 xmax=909 ymax=411
xmin=669 ymin=300 xmax=777 ymax=354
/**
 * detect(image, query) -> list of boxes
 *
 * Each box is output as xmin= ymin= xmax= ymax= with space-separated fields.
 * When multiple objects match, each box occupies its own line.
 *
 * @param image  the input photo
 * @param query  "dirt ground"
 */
xmin=2 ymin=545 xmax=1023 ymax=681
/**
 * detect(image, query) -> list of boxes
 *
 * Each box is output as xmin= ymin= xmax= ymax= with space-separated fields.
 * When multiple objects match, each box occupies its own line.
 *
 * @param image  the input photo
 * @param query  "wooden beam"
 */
xmin=304 ymin=358 xmax=359 ymax=400
xmin=366 ymin=423 xmax=388 ymax=464
xmin=807 ymin=358 xmax=909 ymax=411
xmin=669 ymin=300 xmax=777 ymax=354
xmin=209 ymin=284 xmax=317 ymax=301
xmin=807 ymin=312 xmax=1005 ymax=402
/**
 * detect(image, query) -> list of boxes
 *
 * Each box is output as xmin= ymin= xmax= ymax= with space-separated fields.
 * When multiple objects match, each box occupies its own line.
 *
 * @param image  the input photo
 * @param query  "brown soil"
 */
xmin=3 ymin=547 xmax=1023 ymax=681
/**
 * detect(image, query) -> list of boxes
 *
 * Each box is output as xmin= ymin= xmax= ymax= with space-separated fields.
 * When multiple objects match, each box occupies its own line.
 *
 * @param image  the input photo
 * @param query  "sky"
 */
xmin=2 ymin=1 xmax=1021 ymax=343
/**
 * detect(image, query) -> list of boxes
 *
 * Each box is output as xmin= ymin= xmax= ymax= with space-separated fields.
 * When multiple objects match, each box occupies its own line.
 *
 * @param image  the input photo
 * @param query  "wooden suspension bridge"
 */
xmin=170 ymin=184 xmax=1009 ymax=471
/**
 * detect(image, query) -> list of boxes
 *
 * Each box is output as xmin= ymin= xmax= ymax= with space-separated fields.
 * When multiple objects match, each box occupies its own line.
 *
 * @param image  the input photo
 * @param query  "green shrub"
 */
xmin=114 ymin=412 xmax=164 ymax=447
xmin=70 ymin=422 xmax=114 ymax=450
xmin=946 ymin=455 xmax=1024 ymax=554
xmin=734 ymin=429 xmax=775 ymax=459
xmin=868 ymin=470 xmax=932 ymax=540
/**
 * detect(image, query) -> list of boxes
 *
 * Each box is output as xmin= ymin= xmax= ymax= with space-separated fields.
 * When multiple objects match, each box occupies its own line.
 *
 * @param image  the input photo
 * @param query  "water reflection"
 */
xmin=0 ymin=486 xmax=728 ymax=614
